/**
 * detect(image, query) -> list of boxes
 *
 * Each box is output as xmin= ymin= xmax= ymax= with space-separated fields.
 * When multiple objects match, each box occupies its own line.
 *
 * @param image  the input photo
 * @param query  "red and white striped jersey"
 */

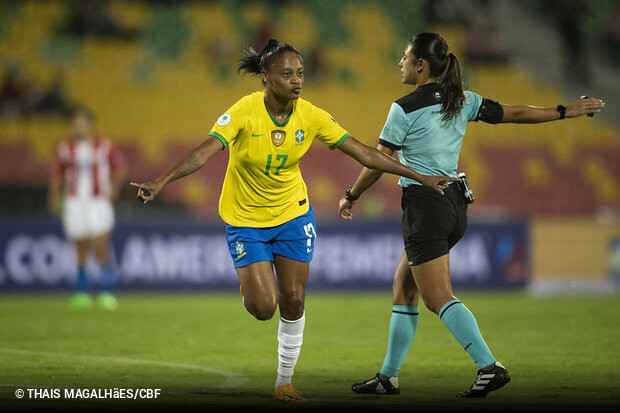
xmin=53 ymin=137 xmax=125 ymax=199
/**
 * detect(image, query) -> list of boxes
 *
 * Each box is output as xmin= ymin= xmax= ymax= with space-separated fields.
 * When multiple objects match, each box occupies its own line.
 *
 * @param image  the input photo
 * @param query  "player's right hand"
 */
xmin=130 ymin=180 xmax=165 ymax=204
xmin=338 ymin=197 xmax=355 ymax=220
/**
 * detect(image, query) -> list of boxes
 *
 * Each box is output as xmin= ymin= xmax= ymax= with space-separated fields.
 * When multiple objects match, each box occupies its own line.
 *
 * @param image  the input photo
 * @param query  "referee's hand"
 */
xmin=565 ymin=97 xmax=605 ymax=118
xmin=338 ymin=198 xmax=355 ymax=220
xmin=418 ymin=175 xmax=460 ymax=196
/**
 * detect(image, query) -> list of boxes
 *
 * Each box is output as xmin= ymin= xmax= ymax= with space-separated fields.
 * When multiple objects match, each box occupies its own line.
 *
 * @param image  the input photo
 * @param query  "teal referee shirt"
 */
xmin=379 ymin=83 xmax=483 ymax=187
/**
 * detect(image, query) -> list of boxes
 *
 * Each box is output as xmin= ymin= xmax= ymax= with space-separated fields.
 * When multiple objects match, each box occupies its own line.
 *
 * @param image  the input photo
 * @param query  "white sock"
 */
xmin=275 ymin=312 xmax=305 ymax=388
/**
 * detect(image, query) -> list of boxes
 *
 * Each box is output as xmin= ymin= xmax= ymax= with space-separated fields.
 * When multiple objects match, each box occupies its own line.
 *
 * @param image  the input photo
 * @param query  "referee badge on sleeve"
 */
xmin=271 ymin=130 xmax=286 ymax=147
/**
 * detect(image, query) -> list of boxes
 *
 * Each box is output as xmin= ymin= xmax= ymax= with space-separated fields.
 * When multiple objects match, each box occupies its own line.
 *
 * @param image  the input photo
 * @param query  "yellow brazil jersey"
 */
xmin=209 ymin=90 xmax=350 ymax=228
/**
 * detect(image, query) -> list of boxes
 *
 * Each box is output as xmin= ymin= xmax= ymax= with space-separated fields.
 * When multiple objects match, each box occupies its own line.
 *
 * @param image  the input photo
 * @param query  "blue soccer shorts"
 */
xmin=225 ymin=205 xmax=317 ymax=268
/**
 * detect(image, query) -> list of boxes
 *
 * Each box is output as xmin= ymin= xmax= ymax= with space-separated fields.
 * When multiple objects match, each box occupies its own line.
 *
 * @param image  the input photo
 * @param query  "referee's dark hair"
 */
xmin=410 ymin=33 xmax=465 ymax=121
xmin=238 ymin=38 xmax=302 ymax=85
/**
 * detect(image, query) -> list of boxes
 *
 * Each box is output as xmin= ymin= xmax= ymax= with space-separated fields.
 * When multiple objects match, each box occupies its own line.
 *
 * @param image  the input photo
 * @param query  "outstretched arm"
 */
xmin=337 ymin=136 xmax=458 ymax=196
xmin=130 ymin=134 xmax=224 ymax=204
xmin=500 ymin=97 xmax=604 ymax=123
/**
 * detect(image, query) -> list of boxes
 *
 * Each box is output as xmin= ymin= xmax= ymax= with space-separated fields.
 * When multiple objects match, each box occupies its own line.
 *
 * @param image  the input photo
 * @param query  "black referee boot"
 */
xmin=457 ymin=361 xmax=510 ymax=398
xmin=352 ymin=373 xmax=400 ymax=394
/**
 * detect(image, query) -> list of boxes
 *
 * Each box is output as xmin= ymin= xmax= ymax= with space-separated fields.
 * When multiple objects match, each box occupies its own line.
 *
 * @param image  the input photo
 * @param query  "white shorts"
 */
xmin=62 ymin=197 xmax=115 ymax=240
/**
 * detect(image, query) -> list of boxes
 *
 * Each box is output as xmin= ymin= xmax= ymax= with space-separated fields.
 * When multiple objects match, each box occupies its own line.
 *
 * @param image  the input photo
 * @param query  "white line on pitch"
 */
xmin=0 ymin=348 xmax=248 ymax=389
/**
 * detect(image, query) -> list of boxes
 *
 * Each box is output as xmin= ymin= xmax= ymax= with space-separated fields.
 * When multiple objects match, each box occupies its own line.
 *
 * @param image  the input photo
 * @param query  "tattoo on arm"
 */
xmin=168 ymin=151 xmax=204 ymax=182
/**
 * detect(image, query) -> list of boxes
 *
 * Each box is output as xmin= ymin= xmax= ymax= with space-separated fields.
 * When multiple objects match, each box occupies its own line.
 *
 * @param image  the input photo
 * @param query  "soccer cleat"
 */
xmin=69 ymin=292 xmax=93 ymax=310
xmin=273 ymin=384 xmax=307 ymax=402
xmin=457 ymin=361 xmax=510 ymax=398
xmin=352 ymin=373 xmax=400 ymax=395
xmin=97 ymin=292 xmax=118 ymax=311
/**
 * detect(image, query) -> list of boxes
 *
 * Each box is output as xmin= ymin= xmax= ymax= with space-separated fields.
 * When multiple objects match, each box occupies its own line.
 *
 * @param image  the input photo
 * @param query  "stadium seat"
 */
xmin=0 ymin=0 xmax=618 ymax=217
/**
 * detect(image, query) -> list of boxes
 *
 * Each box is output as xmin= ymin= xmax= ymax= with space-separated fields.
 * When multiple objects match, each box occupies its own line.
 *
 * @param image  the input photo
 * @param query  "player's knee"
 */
xmin=420 ymin=294 xmax=443 ymax=314
xmin=94 ymin=247 xmax=109 ymax=262
xmin=247 ymin=297 xmax=278 ymax=321
xmin=76 ymin=255 xmax=88 ymax=268
xmin=279 ymin=290 xmax=305 ymax=318
xmin=392 ymin=282 xmax=415 ymax=305
xmin=284 ymin=293 xmax=305 ymax=309
xmin=423 ymin=295 xmax=455 ymax=315
xmin=253 ymin=309 xmax=276 ymax=321
xmin=424 ymin=300 xmax=440 ymax=314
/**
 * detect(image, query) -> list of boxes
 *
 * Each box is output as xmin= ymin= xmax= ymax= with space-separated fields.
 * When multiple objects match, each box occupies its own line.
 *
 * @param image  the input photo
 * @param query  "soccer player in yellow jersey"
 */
xmin=131 ymin=38 xmax=456 ymax=402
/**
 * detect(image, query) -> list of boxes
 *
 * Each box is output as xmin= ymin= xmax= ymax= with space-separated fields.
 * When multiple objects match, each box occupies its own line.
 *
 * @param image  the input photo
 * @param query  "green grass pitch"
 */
xmin=0 ymin=291 xmax=618 ymax=412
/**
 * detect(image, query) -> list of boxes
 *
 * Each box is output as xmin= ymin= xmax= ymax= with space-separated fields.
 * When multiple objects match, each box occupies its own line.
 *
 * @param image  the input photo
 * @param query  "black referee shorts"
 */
xmin=401 ymin=183 xmax=467 ymax=266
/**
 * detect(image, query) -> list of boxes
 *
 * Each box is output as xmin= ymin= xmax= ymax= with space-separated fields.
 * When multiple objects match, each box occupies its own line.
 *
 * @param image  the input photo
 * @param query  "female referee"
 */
xmin=130 ymin=38 xmax=455 ymax=402
xmin=339 ymin=33 xmax=605 ymax=398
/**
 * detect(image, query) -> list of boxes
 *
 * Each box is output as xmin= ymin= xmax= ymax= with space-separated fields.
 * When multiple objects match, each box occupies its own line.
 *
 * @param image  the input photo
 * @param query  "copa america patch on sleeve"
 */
xmin=216 ymin=113 xmax=232 ymax=126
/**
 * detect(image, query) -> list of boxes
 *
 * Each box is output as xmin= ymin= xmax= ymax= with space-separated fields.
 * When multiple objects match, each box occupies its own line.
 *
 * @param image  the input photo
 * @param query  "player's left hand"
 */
xmin=565 ymin=97 xmax=605 ymax=118
xmin=338 ymin=197 xmax=355 ymax=220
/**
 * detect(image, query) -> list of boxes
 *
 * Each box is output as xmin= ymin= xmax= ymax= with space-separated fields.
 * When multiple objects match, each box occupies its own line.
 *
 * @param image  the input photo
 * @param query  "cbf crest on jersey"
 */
xmin=271 ymin=130 xmax=286 ymax=147
xmin=295 ymin=129 xmax=305 ymax=145
xmin=234 ymin=241 xmax=246 ymax=259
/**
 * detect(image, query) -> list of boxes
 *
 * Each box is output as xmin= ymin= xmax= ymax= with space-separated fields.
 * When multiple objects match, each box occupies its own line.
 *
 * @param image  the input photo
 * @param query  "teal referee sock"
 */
xmin=380 ymin=305 xmax=419 ymax=377
xmin=439 ymin=300 xmax=496 ymax=369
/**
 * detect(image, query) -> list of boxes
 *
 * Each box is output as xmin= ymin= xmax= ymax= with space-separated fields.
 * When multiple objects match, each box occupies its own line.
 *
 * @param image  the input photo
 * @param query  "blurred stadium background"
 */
xmin=1 ymin=0 xmax=619 ymax=410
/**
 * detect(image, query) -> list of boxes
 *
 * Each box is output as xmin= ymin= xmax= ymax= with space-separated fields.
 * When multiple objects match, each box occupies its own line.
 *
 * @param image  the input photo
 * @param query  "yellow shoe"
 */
xmin=273 ymin=384 xmax=307 ymax=403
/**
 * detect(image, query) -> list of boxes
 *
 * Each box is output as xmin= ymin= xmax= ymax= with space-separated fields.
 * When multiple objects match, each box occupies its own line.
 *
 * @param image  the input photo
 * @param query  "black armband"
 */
xmin=476 ymin=98 xmax=504 ymax=124
xmin=378 ymin=139 xmax=402 ymax=151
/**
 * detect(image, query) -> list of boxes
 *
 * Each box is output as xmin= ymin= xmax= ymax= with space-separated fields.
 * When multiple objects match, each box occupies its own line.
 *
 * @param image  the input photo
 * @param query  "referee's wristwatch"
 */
xmin=555 ymin=104 xmax=566 ymax=120
xmin=345 ymin=186 xmax=359 ymax=201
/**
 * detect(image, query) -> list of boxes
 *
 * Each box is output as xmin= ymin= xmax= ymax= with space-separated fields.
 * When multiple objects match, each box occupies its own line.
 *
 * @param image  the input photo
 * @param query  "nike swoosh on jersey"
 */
xmin=251 ymin=133 xmax=263 ymax=137
xmin=307 ymin=248 xmax=313 ymax=253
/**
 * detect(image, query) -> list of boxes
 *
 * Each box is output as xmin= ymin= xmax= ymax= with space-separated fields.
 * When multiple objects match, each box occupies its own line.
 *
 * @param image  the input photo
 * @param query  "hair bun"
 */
xmin=237 ymin=39 xmax=301 ymax=79
xmin=262 ymin=38 xmax=280 ymax=54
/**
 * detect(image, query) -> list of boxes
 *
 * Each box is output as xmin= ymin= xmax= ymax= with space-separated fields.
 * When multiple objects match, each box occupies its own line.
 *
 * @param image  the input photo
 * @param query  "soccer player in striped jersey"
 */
xmin=131 ymin=39 xmax=455 ymax=402
xmin=49 ymin=106 xmax=127 ymax=310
